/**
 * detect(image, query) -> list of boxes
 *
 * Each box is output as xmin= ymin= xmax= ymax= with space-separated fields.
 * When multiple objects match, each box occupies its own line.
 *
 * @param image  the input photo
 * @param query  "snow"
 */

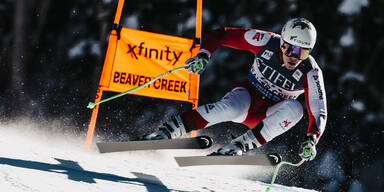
xmin=124 ymin=14 xmax=140 ymax=29
xmin=68 ymin=40 xmax=87 ymax=59
xmin=68 ymin=39 xmax=101 ymax=59
xmin=316 ymin=151 xmax=345 ymax=181
xmin=185 ymin=15 xmax=196 ymax=30
xmin=339 ymin=71 xmax=366 ymax=83
xmin=0 ymin=119 xmax=318 ymax=192
xmin=349 ymin=180 xmax=364 ymax=192
xmin=234 ymin=17 xmax=252 ymax=28
xmin=351 ymin=100 xmax=365 ymax=112
xmin=340 ymin=27 xmax=355 ymax=47
xmin=338 ymin=0 xmax=369 ymax=15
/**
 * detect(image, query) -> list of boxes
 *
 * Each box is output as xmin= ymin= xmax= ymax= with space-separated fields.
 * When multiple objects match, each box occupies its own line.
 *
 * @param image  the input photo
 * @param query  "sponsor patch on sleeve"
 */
xmin=244 ymin=30 xmax=271 ymax=46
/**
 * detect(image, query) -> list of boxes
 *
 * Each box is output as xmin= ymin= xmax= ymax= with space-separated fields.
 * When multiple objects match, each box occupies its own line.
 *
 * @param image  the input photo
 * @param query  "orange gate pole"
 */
xmin=85 ymin=0 xmax=125 ymax=150
xmin=190 ymin=0 xmax=202 ymax=138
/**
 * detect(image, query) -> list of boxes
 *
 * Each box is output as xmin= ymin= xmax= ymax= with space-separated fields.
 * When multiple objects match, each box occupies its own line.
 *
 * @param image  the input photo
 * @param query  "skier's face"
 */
xmin=282 ymin=54 xmax=302 ymax=70
xmin=280 ymin=41 xmax=310 ymax=70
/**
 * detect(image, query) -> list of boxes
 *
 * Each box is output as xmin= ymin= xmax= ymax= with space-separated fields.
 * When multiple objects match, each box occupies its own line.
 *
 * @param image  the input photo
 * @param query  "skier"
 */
xmin=143 ymin=18 xmax=327 ymax=161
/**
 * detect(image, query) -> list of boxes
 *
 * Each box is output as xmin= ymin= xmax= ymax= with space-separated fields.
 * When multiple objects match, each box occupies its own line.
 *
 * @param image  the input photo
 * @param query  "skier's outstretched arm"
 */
xmin=301 ymin=66 xmax=328 ymax=161
xmin=185 ymin=27 xmax=274 ymax=75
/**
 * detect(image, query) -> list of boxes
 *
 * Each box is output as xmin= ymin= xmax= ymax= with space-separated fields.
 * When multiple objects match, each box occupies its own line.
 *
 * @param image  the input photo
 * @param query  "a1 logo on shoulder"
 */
xmin=244 ymin=30 xmax=271 ymax=46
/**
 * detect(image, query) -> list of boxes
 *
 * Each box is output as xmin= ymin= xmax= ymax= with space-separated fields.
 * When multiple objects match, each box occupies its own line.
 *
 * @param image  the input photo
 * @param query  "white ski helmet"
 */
xmin=281 ymin=18 xmax=317 ymax=49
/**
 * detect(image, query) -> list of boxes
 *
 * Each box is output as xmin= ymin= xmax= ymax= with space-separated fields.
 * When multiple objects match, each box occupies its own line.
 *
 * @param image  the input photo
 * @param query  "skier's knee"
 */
xmin=260 ymin=99 xmax=304 ymax=142
xmin=284 ymin=99 xmax=303 ymax=120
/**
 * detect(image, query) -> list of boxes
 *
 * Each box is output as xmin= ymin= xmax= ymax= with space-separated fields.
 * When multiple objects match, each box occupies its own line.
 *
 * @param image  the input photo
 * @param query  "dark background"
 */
xmin=1 ymin=0 xmax=383 ymax=191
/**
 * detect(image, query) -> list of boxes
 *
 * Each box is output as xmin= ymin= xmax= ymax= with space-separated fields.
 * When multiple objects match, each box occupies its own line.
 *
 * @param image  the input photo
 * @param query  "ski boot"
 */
xmin=211 ymin=129 xmax=259 ymax=156
xmin=142 ymin=115 xmax=187 ymax=140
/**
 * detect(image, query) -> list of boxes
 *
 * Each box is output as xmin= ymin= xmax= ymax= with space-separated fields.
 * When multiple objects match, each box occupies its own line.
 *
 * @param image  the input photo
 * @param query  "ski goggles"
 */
xmin=281 ymin=41 xmax=311 ymax=60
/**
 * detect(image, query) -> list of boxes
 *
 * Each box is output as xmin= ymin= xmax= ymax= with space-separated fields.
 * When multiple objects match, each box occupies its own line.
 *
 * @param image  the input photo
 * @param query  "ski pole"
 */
xmin=87 ymin=66 xmax=185 ymax=109
xmin=266 ymin=158 xmax=305 ymax=192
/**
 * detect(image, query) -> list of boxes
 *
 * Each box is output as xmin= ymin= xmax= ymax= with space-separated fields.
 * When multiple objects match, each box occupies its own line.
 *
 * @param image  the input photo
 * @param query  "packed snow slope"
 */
xmin=0 ymin=119 xmax=317 ymax=192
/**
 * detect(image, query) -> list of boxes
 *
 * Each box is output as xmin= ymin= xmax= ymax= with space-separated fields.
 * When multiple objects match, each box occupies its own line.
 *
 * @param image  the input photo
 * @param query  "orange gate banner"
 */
xmin=99 ymin=28 xmax=200 ymax=107
xmin=85 ymin=0 xmax=203 ymax=150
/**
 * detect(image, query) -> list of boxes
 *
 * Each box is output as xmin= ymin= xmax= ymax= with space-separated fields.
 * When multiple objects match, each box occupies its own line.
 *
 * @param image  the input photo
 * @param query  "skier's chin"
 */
xmin=284 ymin=62 xmax=297 ymax=70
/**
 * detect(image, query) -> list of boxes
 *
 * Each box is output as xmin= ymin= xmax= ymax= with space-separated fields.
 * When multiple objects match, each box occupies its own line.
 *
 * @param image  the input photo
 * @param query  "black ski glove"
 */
xmin=299 ymin=135 xmax=317 ymax=161
xmin=184 ymin=53 xmax=209 ymax=75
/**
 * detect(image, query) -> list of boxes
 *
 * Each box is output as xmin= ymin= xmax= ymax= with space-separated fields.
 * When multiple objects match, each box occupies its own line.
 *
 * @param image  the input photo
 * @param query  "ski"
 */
xmin=174 ymin=153 xmax=281 ymax=167
xmin=96 ymin=136 xmax=213 ymax=153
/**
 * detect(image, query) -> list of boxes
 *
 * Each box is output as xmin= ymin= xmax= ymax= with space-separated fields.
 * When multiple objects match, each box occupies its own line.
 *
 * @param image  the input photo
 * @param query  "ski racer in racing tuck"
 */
xmin=143 ymin=17 xmax=327 ymax=161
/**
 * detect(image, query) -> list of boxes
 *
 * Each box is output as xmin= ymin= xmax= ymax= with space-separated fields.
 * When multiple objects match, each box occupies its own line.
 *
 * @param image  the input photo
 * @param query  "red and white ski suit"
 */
xmin=181 ymin=27 xmax=327 ymax=146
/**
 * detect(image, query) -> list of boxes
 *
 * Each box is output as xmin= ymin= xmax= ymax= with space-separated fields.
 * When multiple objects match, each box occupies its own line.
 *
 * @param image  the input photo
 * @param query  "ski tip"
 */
xmin=95 ymin=143 xmax=106 ymax=153
xmin=197 ymin=136 xmax=213 ymax=149
xmin=267 ymin=153 xmax=282 ymax=165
